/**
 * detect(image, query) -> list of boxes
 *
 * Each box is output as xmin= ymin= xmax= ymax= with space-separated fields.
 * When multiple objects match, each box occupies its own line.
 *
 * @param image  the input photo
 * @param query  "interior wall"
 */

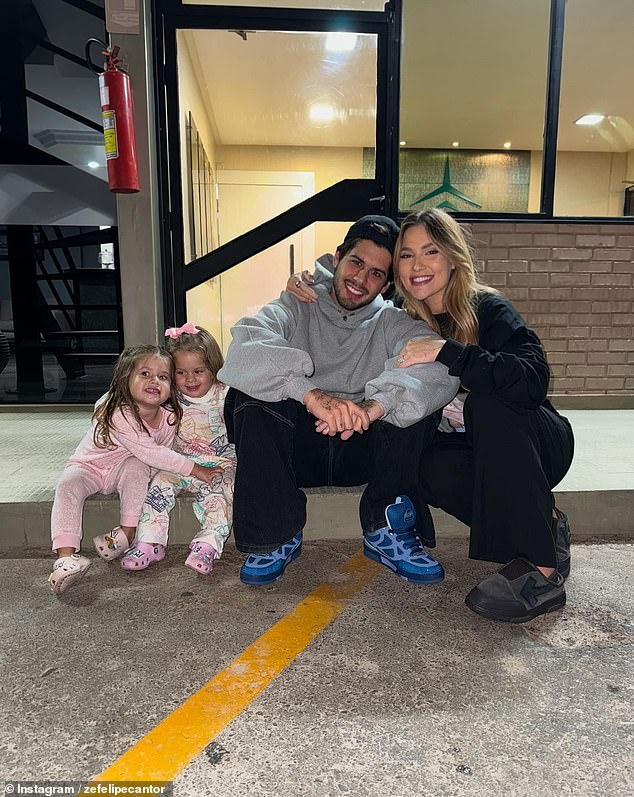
xmin=529 ymin=150 xmax=628 ymax=216
xmin=177 ymin=31 xmax=221 ymax=266
xmin=178 ymin=31 xmax=222 ymax=334
xmin=185 ymin=277 xmax=223 ymax=349
xmin=216 ymin=145 xmax=365 ymax=259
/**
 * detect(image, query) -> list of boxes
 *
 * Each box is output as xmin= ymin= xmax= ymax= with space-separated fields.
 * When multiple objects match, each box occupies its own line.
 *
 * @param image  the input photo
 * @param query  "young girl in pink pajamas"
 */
xmin=120 ymin=324 xmax=236 ymax=575
xmin=49 ymin=344 xmax=222 ymax=594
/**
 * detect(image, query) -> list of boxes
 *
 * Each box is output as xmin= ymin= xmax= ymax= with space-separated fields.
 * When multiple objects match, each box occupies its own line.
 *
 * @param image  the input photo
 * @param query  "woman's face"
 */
xmin=397 ymin=224 xmax=453 ymax=314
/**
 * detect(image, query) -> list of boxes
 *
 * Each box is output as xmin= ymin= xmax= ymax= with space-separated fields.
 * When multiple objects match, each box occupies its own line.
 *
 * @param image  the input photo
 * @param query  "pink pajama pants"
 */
xmin=51 ymin=458 xmax=152 ymax=553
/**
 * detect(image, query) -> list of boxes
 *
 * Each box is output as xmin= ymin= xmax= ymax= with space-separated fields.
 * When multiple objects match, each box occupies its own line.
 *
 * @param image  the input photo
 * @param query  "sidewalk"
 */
xmin=0 ymin=408 xmax=633 ymax=549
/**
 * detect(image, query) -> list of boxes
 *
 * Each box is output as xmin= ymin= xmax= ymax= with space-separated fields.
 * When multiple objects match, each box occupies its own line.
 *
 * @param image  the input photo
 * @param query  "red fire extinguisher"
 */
xmin=88 ymin=41 xmax=140 ymax=193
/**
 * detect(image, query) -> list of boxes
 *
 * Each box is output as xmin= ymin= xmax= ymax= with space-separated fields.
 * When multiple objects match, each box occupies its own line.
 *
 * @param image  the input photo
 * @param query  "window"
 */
xmin=177 ymin=27 xmax=378 ymax=265
xmin=555 ymin=0 xmax=634 ymax=217
xmin=398 ymin=0 xmax=550 ymax=215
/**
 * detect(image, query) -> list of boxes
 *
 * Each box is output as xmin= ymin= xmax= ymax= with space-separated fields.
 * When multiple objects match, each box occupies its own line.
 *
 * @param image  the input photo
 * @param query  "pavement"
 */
xmin=1 ymin=538 xmax=632 ymax=796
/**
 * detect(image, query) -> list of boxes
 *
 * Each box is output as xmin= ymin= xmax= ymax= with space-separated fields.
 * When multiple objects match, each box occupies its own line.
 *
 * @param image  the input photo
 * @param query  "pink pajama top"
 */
xmin=67 ymin=406 xmax=195 ymax=480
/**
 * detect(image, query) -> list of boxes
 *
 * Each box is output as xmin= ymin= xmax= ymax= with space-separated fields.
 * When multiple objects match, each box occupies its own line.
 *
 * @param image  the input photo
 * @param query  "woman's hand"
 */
xmin=394 ymin=338 xmax=446 ymax=367
xmin=285 ymin=270 xmax=318 ymax=303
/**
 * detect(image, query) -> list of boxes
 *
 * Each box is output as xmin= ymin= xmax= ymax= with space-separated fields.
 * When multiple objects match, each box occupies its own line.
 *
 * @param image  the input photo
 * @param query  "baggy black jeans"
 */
xmin=225 ymin=389 xmax=440 ymax=554
xmin=419 ymin=393 xmax=575 ymax=567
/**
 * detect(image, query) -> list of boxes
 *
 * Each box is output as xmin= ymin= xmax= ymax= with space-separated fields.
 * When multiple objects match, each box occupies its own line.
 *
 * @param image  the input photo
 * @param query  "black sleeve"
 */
xmin=435 ymin=293 xmax=550 ymax=408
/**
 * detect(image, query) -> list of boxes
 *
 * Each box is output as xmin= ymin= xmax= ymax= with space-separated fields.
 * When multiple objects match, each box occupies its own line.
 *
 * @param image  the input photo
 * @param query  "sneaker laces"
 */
xmin=393 ymin=529 xmax=428 ymax=559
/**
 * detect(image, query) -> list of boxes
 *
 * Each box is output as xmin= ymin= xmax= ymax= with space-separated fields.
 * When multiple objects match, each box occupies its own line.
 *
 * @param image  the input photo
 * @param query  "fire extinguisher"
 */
xmin=86 ymin=40 xmax=140 ymax=193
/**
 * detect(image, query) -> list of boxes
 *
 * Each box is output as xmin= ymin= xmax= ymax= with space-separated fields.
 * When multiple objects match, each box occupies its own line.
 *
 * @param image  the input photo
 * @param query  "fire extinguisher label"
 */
xmin=98 ymin=74 xmax=109 ymax=106
xmin=102 ymin=110 xmax=118 ymax=160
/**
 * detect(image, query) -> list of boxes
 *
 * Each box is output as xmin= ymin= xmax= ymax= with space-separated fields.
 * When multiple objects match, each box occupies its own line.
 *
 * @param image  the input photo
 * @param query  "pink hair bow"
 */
xmin=165 ymin=322 xmax=199 ymax=339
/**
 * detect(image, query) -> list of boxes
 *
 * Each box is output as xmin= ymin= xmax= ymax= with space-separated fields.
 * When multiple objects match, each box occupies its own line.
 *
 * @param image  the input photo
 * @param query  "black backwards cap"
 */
xmin=341 ymin=215 xmax=400 ymax=255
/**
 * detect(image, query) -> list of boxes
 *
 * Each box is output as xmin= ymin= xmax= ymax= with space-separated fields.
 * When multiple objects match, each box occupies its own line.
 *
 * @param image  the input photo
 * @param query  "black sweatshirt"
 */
xmin=434 ymin=292 xmax=553 ymax=410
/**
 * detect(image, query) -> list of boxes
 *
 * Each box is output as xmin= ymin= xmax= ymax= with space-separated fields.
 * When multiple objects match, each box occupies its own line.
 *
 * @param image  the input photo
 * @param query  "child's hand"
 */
xmin=191 ymin=463 xmax=224 ymax=485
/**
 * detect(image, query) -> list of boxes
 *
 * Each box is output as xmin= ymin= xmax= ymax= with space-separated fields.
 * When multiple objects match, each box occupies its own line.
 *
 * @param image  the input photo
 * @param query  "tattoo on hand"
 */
xmin=309 ymin=389 xmax=334 ymax=409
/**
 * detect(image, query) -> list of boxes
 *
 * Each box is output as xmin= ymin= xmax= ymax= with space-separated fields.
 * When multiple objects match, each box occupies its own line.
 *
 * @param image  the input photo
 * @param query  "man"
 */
xmin=218 ymin=215 xmax=459 ymax=586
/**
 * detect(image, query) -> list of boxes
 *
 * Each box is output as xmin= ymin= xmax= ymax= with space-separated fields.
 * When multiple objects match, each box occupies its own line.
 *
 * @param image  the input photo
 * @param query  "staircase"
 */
xmin=0 ymin=0 xmax=122 ymax=403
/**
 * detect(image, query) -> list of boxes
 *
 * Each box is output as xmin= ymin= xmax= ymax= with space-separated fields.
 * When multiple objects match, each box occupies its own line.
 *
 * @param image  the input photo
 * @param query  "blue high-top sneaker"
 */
xmin=363 ymin=496 xmax=444 ymax=584
xmin=240 ymin=532 xmax=303 ymax=586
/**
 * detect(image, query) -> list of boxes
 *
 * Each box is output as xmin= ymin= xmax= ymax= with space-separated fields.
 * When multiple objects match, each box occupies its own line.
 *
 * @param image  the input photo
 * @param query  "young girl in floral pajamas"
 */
xmin=49 ymin=344 xmax=222 ymax=594
xmin=120 ymin=323 xmax=236 ymax=575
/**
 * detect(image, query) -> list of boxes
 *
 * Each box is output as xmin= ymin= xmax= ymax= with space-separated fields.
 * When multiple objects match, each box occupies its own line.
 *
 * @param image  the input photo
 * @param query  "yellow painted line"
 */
xmin=93 ymin=549 xmax=379 ymax=782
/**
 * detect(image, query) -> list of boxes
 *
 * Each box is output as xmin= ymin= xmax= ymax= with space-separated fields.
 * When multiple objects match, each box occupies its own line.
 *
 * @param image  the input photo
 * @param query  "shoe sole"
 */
xmin=120 ymin=546 xmax=165 ymax=571
xmin=464 ymin=591 xmax=566 ymax=624
xmin=49 ymin=567 xmax=89 ymax=595
xmin=185 ymin=559 xmax=212 ymax=575
xmin=363 ymin=547 xmax=445 ymax=585
xmin=240 ymin=544 xmax=302 ymax=586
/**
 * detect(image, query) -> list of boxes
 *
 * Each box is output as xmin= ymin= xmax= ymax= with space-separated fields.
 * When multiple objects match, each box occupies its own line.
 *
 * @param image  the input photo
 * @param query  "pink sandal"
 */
xmin=93 ymin=527 xmax=130 ymax=561
xmin=185 ymin=542 xmax=218 ymax=575
xmin=120 ymin=542 xmax=165 ymax=571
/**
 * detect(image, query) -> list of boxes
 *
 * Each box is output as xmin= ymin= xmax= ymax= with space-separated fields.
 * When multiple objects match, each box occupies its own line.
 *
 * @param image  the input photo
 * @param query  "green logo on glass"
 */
xmin=412 ymin=157 xmax=481 ymax=210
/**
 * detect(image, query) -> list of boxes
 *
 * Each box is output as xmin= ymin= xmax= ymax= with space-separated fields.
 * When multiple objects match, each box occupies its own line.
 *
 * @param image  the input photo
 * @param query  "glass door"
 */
xmin=154 ymin=1 xmax=397 ymax=330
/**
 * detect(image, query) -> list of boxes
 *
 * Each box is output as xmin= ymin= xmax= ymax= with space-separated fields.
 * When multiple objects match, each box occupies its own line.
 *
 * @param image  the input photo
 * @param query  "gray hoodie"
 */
xmin=218 ymin=256 xmax=459 ymax=428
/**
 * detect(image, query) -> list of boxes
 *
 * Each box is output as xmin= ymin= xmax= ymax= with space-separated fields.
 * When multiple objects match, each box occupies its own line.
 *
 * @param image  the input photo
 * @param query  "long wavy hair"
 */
xmin=165 ymin=325 xmax=224 ymax=383
xmin=93 ymin=345 xmax=182 ymax=449
xmin=393 ymin=208 xmax=496 ymax=344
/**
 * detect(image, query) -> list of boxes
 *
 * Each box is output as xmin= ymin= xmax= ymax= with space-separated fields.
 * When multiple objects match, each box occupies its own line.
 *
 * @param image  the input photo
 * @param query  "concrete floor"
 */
xmin=1 ymin=409 xmax=633 ymax=548
xmin=1 ymin=539 xmax=632 ymax=796
xmin=2 ymin=408 xmax=633 ymax=501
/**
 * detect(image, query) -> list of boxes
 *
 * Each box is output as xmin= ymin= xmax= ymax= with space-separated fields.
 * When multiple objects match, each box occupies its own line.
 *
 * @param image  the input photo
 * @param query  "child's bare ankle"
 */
xmin=119 ymin=526 xmax=136 ymax=544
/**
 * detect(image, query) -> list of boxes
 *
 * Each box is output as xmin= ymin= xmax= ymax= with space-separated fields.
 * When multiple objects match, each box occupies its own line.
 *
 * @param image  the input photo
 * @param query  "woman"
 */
xmin=288 ymin=208 xmax=574 ymax=624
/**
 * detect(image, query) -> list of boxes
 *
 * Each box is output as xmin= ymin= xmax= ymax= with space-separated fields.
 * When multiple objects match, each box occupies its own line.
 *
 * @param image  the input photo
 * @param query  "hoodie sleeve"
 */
xmin=217 ymin=294 xmax=318 ymax=403
xmin=365 ymin=313 xmax=460 ymax=427
xmin=110 ymin=411 xmax=194 ymax=476
xmin=435 ymin=293 xmax=550 ymax=408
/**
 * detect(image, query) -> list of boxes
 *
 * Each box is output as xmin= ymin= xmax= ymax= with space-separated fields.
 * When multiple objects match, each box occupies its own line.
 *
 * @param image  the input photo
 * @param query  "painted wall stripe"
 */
xmin=93 ymin=550 xmax=379 ymax=782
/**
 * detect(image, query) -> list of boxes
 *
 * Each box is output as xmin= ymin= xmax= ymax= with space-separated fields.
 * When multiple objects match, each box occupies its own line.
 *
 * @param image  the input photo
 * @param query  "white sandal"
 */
xmin=93 ymin=527 xmax=130 ymax=561
xmin=48 ymin=554 xmax=91 ymax=594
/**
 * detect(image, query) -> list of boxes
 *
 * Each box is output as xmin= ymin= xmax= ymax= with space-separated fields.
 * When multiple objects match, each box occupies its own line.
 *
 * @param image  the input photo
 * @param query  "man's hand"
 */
xmin=313 ymin=398 xmax=385 ymax=440
xmin=286 ymin=270 xmax=318 ymax=303
xmin=304 ymin=389 xmax=370 ymax=437
xmin=191 ymin=463 xmax=224 ymax=486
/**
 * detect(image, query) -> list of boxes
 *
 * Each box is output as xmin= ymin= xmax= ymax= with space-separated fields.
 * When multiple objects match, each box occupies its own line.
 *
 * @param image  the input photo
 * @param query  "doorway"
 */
xmin=153 ymin=1 xmax=400 ymax=326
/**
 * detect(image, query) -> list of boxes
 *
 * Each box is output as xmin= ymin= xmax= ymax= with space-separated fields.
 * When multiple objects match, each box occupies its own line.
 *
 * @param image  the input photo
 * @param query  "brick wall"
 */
xmin=469 ymin=222 xmax=634 ymax=395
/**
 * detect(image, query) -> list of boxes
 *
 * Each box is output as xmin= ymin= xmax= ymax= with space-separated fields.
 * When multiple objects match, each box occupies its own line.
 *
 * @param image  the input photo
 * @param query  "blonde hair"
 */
xmin=393 ymin=208 xmax=496 ymax=344
xmin=93 ymin=345 xmax=182 ymax=449
xmin=165 ymin=325 xmax=224 ymax=382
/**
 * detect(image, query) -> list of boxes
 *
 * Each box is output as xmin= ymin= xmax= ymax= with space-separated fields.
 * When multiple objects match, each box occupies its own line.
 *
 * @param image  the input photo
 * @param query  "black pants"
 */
xmin=225 ymin=389 xmax=440 ymax=553
xmin=419 ymin=393 xmax=575 ymax=567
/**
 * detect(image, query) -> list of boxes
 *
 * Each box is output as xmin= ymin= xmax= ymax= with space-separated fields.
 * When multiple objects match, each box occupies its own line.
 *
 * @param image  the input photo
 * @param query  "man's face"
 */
xmin=331 ymin=239 xmax=392 ymax=311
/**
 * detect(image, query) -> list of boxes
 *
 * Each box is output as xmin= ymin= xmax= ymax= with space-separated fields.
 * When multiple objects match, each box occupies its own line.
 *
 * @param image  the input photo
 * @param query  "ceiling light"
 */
xmin=309 ymin=103 xmax=337 ymax=124
xmin=325 ymin=32 xmax=357 ymax=52
xmin=503 ymin=141 xmax=512 ymax=148
xmin=400 ymin=140 xmax=407 ymax=146
xmin=87 ymin=161 xmax=100 ymax=169
xmin=452 ymin=141 xmax=459 ymax=147
xmin=575 ymin=114 xmax=605 ymax=126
